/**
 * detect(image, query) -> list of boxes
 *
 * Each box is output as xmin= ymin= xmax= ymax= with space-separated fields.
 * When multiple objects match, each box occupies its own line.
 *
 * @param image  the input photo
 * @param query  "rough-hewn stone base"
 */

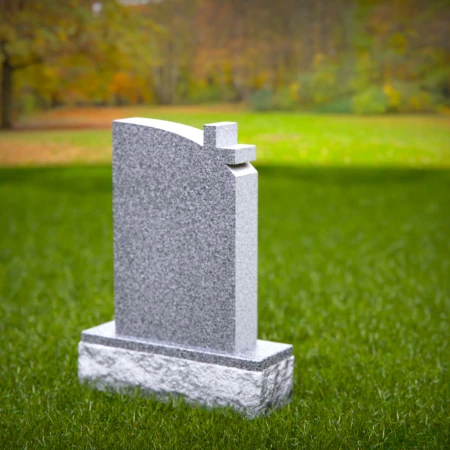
xmin=78 ymin=339 xmax=294 ymax=418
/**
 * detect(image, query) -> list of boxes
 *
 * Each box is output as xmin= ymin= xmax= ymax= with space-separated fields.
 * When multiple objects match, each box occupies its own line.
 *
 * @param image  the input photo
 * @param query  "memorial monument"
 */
xmin=78 ymin=118 xmax=294 ymax=417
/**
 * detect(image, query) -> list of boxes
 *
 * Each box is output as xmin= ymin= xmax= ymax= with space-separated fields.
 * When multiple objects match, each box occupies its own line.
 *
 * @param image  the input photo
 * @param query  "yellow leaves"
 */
xmin=437 ymin=105 xmax=450 ymax=115
xmin=108 ymin=72 xmax=134 ymax=95
xmin=108 ymin=72 xmax=153 ymax=104
xmin=382 ymin=82 xmax=433 ymax=113
xmin=0 ymin=22 xmax=17 ymax=42
xmin=40 ymin=66 xmax=59 ymax=81
xmin=253 ymin=71 xmax=269 ymax=89
xmin=409 ymin=92 xmax=431 ymax=112
xmin=383 ymin=82 xmax=401 ymax=109
xmin=56 ymin=28 xmax=69 ymax=44
xmin=289 ymin=82 xmax=300 ymax=102
xmin=18 ymin=65 xmax=61 ymax=99
xmin=389 ymin=33 xmax=408 ymax=54
xmin=195 ymin=79 xmax=208 ymax=89
xmin=312 ymin=53 xmax=326 ymax=70
xmin=311 ymin=54 xmax=338 ymax=104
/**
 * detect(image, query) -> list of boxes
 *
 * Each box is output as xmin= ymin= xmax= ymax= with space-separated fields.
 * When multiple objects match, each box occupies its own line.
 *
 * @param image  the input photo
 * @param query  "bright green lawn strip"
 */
xmin=1 ymin=111 xmax=449 ymax=167
xmin=0 ymin=165 xmax=449 ymax=448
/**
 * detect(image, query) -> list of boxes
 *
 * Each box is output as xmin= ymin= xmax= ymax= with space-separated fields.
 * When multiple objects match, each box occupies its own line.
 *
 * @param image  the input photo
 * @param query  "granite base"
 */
xmin=78 ymin=321 xmax=294 ymax=418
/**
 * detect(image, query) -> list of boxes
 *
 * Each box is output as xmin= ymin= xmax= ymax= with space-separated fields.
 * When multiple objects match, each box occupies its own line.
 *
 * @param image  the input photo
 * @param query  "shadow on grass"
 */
xmin=0 ymin=164 xmax=449 ymax=195
xmin=0 ymin=165 xmax=113 ymax=194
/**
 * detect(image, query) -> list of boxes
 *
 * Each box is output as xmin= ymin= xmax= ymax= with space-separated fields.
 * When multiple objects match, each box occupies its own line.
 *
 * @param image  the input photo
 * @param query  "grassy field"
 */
xmin=0 ymin=106 xmax=449 ymax=167
xmin=1 ymin=108 xmax=449 ymax=448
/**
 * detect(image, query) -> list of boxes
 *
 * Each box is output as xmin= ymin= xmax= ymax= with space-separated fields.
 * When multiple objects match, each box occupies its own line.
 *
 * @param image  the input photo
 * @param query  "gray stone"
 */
xmin=79 ymin=341 xmax=294 ymax=418
xmin=112 ymin=118 xmax=257 ymax=352
xmin=78 ymin=118 xmax=294 ymax=416
xmin=82 ymin=321 xmax=293 ymax=371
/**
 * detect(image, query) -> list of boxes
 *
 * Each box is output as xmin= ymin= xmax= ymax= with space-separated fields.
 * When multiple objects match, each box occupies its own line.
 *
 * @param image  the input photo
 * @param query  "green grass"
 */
xmin=1 ymin=164 xmax=449 ymax=449
xmin=1 ymin=110 xmax=450 ymax=448
xmin=1 ymin=109 xmax=449 ymax=167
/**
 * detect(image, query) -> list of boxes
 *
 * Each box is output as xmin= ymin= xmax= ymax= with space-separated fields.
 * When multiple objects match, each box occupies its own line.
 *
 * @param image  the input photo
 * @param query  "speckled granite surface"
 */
xmin=79 ymin=341 xmax=294 ymax=418
xmin=112 ymin=118 xmax=257 ymax=352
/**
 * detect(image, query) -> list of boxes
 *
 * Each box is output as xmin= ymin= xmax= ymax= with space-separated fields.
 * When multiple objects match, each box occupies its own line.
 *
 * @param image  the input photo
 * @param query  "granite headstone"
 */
xmin=78 ymin=118 xmax=294 ymax=417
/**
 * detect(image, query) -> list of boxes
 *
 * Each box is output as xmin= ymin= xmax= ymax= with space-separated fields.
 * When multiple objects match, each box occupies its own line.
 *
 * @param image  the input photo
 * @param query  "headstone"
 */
xmin=78 ymin=118 xmax=294 ymax=417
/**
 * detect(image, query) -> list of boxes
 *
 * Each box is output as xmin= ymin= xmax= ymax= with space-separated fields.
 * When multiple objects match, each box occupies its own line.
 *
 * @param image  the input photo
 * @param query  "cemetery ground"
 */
xmin=0 ymin=106 xmax=449 ymax=448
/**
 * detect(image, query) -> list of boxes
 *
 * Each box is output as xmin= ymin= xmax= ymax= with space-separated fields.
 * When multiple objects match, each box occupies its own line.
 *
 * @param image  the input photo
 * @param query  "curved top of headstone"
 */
xmin=113 ymin=117 xmax=256 ymax=165
xmin=115 ymin=117 xmax=204 ymax=146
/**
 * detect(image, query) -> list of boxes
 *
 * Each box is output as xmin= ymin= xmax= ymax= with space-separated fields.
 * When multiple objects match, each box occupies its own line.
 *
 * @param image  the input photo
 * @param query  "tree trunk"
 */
xmin=1 ymin=58 xmax=13 ymax=129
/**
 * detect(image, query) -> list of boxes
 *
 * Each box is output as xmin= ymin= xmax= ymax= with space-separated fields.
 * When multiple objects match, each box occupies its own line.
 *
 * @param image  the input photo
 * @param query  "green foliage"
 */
xmin=249 ymin=88 xmax=299 ymax=112
xmin=352 ymin=86 xmax=389 ymax=114
xmin=352 ymin=53 xmax=379 ymax=94
xmin=313 ymin=97 xmax=353 ymax=114
xmin=14 ymin=91 xmax=37 ymax=116
xmin=185 ymin=83 xmax=226 ymax=104
xmin=310 ymin=55 xmax=339 ymax=105
xmin=273 ymin=87 xmax=299 ymax=111
xmin=423 ymin=67 xmax=450 ymax=98
xmin=249 ymin=89 xmax=275 ymax=112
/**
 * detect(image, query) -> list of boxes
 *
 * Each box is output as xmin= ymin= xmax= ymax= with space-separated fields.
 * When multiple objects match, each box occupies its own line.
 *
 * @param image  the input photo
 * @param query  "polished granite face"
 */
xmin=112 ymin=118 xmax=257 ymax=352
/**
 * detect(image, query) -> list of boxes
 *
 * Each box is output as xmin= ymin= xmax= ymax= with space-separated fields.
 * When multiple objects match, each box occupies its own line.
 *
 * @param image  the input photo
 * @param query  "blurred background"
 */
xmin=1 ymin=2 xmax=450 ymax=447
xmin=1 ymin=0 xmax=450 ymax=130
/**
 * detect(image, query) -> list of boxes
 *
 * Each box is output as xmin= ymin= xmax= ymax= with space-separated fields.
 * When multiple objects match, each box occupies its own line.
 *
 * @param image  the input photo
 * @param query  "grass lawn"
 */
xmin=1 ymin=108 xmax=450 ymax=448
xmin=0 ymin=106 xmax=449 ymax=167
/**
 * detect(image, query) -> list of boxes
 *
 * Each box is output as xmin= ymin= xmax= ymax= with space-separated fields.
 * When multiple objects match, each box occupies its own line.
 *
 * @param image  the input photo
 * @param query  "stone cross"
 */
xmin=78 ymin=118 xmax=294 ymax=417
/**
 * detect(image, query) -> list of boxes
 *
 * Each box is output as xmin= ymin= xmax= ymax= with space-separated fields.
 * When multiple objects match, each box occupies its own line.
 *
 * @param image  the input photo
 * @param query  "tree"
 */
xmin=0 ymin=0 xmax=92 ymax=128
xmin=2 ymin=0 xmax=449 ymax=119
xmin=0 ymin=0 xmax=145 ymax=128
